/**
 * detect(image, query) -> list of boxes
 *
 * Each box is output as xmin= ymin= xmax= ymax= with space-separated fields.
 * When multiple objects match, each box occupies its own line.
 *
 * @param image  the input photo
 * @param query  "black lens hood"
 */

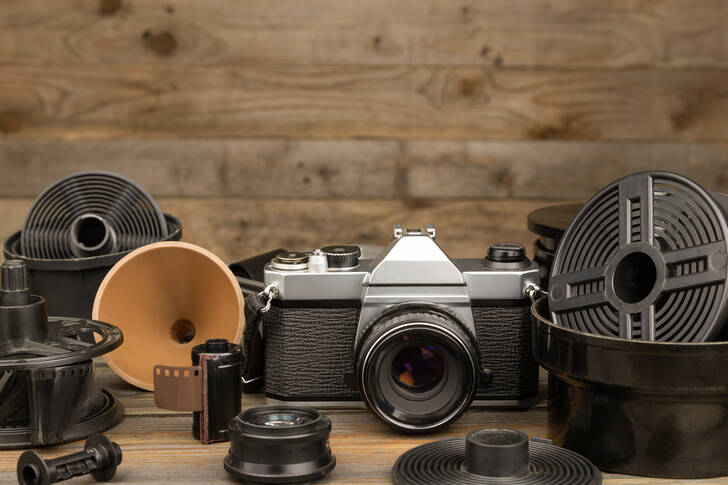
xmin=224 ymin=406 xmax=336 ymax=484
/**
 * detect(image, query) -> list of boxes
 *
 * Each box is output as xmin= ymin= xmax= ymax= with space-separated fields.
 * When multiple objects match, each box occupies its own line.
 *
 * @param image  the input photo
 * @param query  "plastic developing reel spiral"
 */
xmin=549 ymin=171 xmax=728 ymax=342
xmin=21 ymin=171 xmax=168 ymax=259
xmin=392 ymin=428 xmax=601 ymax=485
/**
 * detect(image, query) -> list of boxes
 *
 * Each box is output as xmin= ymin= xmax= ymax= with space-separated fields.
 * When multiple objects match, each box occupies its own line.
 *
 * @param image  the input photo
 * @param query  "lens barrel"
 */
xmin=356 ymin=308 xmax=479 ymax=433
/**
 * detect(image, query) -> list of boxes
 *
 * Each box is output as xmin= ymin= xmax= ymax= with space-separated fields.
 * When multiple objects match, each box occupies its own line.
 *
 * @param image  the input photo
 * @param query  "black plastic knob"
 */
xmin=483 ymin=244 xmax=530 ymax=270
xmin=1 ymin=260 xmax=31 ymax=306
xmin=1 ymin=260 xmax=28 ymax=293
xmin=321 ymin=245 xmax=361 ymax=269
xmin=487 ymin=243 xmax=526 ymax=263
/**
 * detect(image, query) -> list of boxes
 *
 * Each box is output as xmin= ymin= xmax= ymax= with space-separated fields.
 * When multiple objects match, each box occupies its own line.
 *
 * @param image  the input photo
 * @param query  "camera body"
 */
xmin=262 ymin=224 xmax=540 ymax=432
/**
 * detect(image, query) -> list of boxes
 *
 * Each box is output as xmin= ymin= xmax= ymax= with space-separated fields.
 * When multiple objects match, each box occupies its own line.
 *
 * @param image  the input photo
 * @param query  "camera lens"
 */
xmin=225 ymin=406 xmax=335 ymax=483
xmin=391 ymin=340 xmax=445 ymax=394
xmin=356 ymin=309 xmax=478 ymax=433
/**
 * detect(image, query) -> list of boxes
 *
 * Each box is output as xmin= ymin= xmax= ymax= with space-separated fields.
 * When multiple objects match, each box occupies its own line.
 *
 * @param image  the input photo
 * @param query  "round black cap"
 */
xmin=321 ymin=245 xmax=361 ymax=269
xmin=201 ymin=339 xmax=230 ymax=354
xmin=487 ymin=244 xmax=526 ymax=263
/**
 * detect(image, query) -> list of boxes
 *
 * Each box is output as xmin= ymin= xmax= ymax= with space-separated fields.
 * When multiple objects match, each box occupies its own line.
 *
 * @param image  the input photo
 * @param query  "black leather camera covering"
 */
xmin=472 ymin=302 xmax=538 ymax=400
xmin=264 ymin=303 xmax=362 ymax=400
xmin=263 ymin=300 xmax=538 ymax=402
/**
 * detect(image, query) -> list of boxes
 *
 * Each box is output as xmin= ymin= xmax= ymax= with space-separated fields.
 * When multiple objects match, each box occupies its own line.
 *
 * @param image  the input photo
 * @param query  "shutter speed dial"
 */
xmin=321 ymin=246 xmax=361 ymax=270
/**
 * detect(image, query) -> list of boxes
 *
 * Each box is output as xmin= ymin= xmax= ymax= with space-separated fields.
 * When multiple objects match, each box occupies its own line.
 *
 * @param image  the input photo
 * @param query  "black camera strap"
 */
xmin=241 ymin=293 xmax=266 ymax=393
xmin=241 ymin=283 xmax=279 ymax=393
xmin=230 ymin=250 xmax=286 ymax=393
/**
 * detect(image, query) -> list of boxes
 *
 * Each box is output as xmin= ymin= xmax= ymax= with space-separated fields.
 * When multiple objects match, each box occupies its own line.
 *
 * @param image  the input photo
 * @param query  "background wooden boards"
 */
xmin=1 ymin=0 xmax=728 ymax=260
xmin=3 ymin=0 xmax=728 ymax=68
xmin=2 ymin=66 xmax=728 ymax=141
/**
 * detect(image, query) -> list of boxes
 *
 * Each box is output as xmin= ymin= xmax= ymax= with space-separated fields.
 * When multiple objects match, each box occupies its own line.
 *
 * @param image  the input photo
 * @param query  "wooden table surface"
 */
xmin=1 ymin=361 xmax=726 ymax=485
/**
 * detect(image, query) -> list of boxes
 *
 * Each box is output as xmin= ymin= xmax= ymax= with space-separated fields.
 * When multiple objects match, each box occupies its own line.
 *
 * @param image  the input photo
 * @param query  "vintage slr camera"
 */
xmin=262 ymin=224 xmax=540 ymax=433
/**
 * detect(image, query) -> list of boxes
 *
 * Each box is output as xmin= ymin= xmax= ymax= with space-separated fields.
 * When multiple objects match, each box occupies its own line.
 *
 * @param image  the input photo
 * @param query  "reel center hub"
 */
xmin=613 ymin=251 xmax=657 ymax=304
xmin=70 ymin=214 xmax=116 ymax=257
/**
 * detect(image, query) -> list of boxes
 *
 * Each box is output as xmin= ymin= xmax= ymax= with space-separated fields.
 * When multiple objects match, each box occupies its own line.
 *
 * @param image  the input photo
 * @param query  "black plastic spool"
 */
xmin=392 ymin=428 xmax=601 ymax=485
xmin=21 ymin=171 xmax=168 ymax=260
xmin=533 ymin=296 xmax=728 ymax=478
xmin=224 ymin=405 xmax=336 ymax=484
xmin=0 ymin=260 xmax=124 ymax=449
xmin=549 ymin=171 xmax=728 ymax=342
xmin=3 ymin=214 xmax=182 ymax=318
xmin=17 ymin=433 xmax=122 ymax=485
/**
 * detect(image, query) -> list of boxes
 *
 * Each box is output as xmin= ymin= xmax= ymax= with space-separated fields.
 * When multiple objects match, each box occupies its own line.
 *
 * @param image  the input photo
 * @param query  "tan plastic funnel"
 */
xmin=93 ymin=242 xmax=244 ymax=391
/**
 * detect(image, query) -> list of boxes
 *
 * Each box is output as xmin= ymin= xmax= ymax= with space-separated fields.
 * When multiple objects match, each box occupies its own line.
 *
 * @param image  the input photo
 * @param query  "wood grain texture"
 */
xmin=2 ymin=0 xmax=728 ymax=68
xmin=0 ymin=362 xmax=721 ymax=483
xmin=1 ymin=1 xmax=727 ymax=482
xmin=1 ymin=140 xmax=728 ymax=198
xmin=1 ymin=65 xmax=728 ymax=141
xmin=0 ymin=197 xmax=571 ymax=261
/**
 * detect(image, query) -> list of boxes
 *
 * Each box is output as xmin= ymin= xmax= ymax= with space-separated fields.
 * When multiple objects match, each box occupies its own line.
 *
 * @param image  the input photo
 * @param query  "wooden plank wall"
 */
xmin=2 ymin=0 xmax=728 ymax=261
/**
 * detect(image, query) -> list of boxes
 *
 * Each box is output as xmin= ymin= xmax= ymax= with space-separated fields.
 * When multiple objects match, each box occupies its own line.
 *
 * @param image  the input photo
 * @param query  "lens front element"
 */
xmin=391 ymin=339 xmax=445 ymax=394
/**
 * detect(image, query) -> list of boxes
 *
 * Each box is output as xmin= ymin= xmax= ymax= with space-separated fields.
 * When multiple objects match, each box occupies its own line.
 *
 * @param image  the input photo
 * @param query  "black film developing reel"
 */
xmin=392 ymin=429 xmax=601 ymax=485
xmin=21 ymin=171 xmax=168 ymax=259
xmin=0 ymin=318 xmax=121 ymax=371
xmin=549 ymin=171 xmax=728 ymax=342
xmin=0 ymin=260 xmax=124 ymax=449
